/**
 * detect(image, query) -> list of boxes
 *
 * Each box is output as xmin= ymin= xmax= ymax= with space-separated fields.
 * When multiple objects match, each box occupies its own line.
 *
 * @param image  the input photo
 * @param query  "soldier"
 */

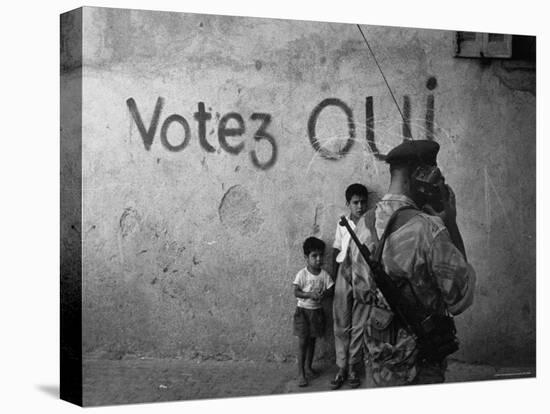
xmin=350 ymin=140 xmax=476 ymax=386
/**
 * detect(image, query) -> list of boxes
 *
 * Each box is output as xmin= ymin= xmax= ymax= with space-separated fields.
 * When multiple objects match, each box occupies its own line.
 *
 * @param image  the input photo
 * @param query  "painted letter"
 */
xmin=307 ymin=98 xmax=354 ymax=160
xmin=365 ymin=96 xmax=386 ymax=161
xmin=218 ymin=113 xmax=245 ymax=154
xmin=249 ymin=113 xmax=277 ymax=170
xmin=402 ymin=95 xmax=412 ymax=139
xmin=126 ymin=97 xmax=164 ymax=150
xmin=425 ymin=95 xmax=434 ymax=140
xmin=160 ymin=114 xmax=191 ymax=152
xmin=194 ymin=102 xmax=215 ymax=152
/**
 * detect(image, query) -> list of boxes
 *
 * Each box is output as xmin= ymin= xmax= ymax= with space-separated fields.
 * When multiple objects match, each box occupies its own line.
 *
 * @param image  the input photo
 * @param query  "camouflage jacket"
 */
xmin=350 ymin=194 xmax=476 ymax=386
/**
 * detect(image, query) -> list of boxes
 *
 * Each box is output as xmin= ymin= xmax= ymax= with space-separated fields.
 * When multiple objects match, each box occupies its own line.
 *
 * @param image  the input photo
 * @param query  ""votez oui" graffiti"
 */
xmin=127 ymin=98 xmax=277 ymax=170
xmin=126 ymin=77 xmax=437 ymax=170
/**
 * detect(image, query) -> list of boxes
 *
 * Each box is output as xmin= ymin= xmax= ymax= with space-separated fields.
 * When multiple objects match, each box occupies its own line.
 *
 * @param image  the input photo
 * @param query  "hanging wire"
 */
xmin=356 ymin=24 xmax=413 ymax=139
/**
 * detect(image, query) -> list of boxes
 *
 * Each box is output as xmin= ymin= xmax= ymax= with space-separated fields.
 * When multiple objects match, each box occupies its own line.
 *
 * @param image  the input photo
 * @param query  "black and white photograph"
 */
xmin=2 ymin=0 xmax=548 ymax=413
xmin=60 ymin=3 xmax=537 ymax=406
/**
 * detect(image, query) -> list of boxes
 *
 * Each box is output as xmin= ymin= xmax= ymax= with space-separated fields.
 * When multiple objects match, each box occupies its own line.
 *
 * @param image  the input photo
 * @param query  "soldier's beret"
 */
xmin=385 ymin=139 xmax=440 ymax=166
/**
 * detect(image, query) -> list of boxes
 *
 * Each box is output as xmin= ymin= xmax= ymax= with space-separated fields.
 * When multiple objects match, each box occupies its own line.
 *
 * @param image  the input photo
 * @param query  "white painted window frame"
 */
xmin=454 ymin=32 xmax=513 ymax=58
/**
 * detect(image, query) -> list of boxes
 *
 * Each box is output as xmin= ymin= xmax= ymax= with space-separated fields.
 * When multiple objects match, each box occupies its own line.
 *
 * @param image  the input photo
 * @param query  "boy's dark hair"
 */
xmin=303 ymin=237 xmax=326 ymax=255
xmin=345 ymin=183 xmax=369 ymax=203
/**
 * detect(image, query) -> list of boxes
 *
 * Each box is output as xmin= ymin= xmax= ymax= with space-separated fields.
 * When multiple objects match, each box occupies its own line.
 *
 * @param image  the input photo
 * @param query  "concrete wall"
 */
xmin=60 ymin=9 xmax=83 ymax=405
xmin=67 ymin=7 xmax=535 ymax=365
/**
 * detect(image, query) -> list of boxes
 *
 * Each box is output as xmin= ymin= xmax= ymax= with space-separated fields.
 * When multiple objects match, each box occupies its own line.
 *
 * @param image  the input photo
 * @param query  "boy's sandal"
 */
xmin=330 ymin=373 xmax=346 ymax=390
xmin=298 ymin=377 xmax=308 ymax=387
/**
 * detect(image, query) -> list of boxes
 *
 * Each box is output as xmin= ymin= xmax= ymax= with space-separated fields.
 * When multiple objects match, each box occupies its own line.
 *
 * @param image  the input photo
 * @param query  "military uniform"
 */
xmin=349 ymin=141 xmax=476 ymax=386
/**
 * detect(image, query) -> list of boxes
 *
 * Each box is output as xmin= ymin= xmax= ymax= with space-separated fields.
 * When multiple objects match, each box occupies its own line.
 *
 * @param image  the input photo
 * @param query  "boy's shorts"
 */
xmin=293 ymin=306 xmax=325 ymax=338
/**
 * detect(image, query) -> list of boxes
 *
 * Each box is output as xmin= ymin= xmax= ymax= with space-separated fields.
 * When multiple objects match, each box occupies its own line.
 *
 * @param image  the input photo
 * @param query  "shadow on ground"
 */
xmin=82 ymin=356 xmax=535 ymax=406
xmin=36 ymin=384 xmax=59 ymax=399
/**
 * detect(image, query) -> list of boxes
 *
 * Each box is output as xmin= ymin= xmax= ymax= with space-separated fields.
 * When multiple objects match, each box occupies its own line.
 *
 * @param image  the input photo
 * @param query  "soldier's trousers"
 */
xmin=333 ymin=259 xmax=369 ymax=370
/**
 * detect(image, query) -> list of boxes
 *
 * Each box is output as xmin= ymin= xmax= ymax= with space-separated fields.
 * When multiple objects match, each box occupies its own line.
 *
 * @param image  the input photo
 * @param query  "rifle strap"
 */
xmin=365 ymin=206 xmax=421 ymax=264
xmin=364 ymin=209 xmax=379 ymax=245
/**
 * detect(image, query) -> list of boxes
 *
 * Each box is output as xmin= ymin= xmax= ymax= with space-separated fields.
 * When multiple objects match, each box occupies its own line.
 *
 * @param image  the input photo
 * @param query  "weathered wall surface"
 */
xmin=76 ymin=7 xmax=535 ymax=365
xmin=61 ymin=9 xmax=83 ymax=404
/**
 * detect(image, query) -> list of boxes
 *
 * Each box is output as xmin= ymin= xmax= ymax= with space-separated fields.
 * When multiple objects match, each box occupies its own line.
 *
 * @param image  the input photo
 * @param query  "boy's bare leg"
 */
xmin=306 ymin=338 xmax=320 ymax=377
xmin=297 ymin=337 xmax=308 ymax=386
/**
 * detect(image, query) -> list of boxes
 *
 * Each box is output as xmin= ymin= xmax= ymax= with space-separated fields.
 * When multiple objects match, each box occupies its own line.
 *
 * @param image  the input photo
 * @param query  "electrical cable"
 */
xmin=356 ymin=24 xmax=413 ymax=139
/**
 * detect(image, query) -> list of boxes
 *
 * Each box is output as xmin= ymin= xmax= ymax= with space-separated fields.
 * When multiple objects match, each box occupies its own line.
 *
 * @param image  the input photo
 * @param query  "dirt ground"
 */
xmin=82 ymin=355 xmax=535 ymax=406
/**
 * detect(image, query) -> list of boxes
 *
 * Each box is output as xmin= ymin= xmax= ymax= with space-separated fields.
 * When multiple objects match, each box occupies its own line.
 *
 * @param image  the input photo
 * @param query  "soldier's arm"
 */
xmin=445 ymin=221 xmax=467 ymax=261
xmin=429 ymin=230 xmax=476 ymax=315
xmin=424 ymin=185 xmax=467 ymax=260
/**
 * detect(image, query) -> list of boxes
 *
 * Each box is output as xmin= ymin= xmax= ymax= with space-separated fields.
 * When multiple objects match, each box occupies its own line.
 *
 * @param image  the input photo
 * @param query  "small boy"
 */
xmin=293 ymin=237 xmax=334 ymax=387
xmin=331 ymin=183 xmax=369 ymax=389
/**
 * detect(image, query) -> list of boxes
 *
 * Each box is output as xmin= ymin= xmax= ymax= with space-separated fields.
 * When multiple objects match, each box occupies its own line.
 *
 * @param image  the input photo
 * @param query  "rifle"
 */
xmin=338 ymin=213 xmax=415 ymax=334
xmin=339 ymin=210 xmax=459 ymax=361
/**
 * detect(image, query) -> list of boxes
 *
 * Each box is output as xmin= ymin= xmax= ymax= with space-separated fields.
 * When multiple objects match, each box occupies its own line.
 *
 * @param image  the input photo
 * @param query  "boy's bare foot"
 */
xmin=306 ymin=367 xmax=320 ymax=378
xmin=298 ymin=376 xmax=308 ymax=387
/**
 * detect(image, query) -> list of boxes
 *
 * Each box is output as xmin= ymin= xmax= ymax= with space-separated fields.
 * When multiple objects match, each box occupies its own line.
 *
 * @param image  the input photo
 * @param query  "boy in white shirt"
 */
xmin=293 ymin=237 xmax=334 ymax=387
xmin=331 ymin=183 xmax=369 ymax=389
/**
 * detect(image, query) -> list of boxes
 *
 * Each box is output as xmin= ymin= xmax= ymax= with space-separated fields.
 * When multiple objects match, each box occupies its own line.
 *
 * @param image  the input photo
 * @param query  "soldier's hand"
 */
xmin=442 ymin=184 xmax=457 ymax=223
xmin=423 ymin=184 xmax=457 ymax=226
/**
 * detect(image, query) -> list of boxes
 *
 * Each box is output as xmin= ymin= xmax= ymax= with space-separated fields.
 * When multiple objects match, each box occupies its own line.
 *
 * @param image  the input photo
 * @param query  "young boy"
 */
xmin=293 ymin=237 xmax=334 ymax=387
xmin=331 ymin=183 xmax=369 ymax=389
